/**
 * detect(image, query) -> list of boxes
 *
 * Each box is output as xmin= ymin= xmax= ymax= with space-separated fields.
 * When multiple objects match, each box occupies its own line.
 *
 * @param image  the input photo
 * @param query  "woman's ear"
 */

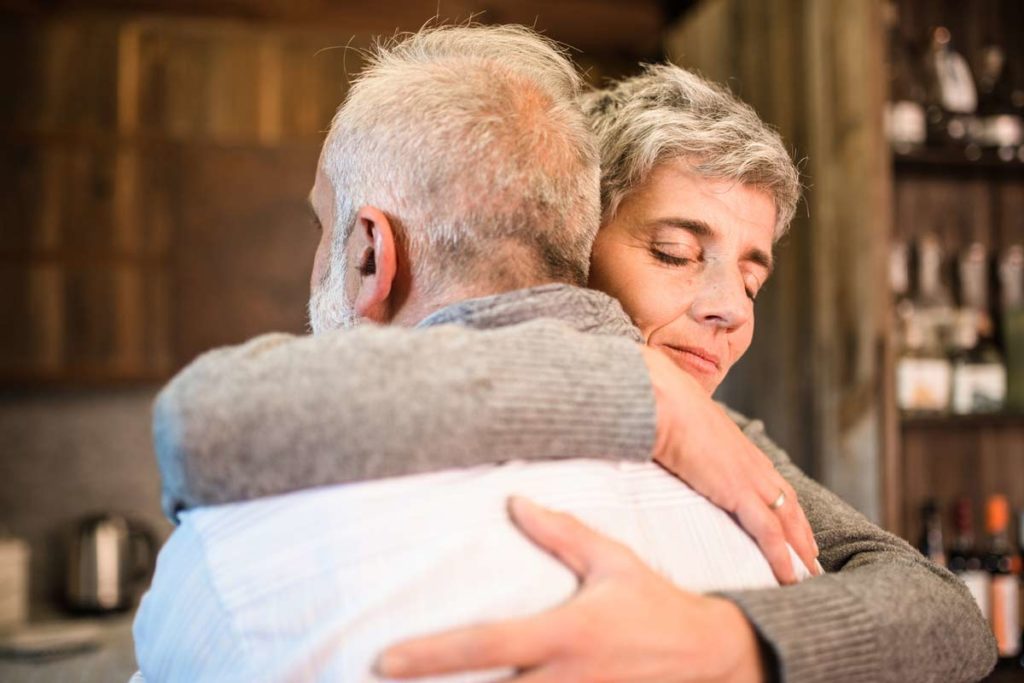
xmin=350 ymin=206 xmax=397 ymax=322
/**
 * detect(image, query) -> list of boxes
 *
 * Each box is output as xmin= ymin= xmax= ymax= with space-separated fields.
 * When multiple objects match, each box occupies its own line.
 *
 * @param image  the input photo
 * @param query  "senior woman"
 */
xmin=153 ymin=62 xmax=995 ymax=681
xmin=370 ymin=66 xmax=996 ymax=682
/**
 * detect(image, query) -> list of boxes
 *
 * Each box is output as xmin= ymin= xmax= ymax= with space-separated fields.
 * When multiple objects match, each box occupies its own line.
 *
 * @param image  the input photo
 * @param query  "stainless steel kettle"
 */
xmin=66 ymin=513 xmax=156 ymax=613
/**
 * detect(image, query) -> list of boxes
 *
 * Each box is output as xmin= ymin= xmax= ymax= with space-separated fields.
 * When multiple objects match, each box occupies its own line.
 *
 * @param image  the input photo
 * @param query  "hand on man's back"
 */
xmin=641 ymin=347 xmax=820 ymax=584
xmin=376 ymin=496 xmax=766 ymax=683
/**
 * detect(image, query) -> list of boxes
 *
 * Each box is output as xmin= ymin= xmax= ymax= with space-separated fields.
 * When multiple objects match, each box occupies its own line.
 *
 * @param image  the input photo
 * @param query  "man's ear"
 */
xmin=350 ymin=206 xmax=398 ymax=321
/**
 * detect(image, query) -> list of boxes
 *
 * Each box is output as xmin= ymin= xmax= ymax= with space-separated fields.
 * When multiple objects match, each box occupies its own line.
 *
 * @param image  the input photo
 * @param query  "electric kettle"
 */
xmin=65 ymin=513 xmax=156 ymax=613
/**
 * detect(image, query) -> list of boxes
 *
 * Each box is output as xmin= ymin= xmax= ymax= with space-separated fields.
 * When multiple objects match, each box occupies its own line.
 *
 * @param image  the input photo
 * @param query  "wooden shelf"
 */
xmin=893 ymin=147 xmax=1024 ymax=176
xmin=901 ymin=411 xmax=1024 ymax=430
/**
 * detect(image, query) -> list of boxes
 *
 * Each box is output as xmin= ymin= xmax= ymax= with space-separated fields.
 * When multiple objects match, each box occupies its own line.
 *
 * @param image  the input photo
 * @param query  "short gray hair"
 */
xmin=583 ymin=64 xmax=800 ymax=239
xmin=321 ymin=25 xmax=601 ymax=290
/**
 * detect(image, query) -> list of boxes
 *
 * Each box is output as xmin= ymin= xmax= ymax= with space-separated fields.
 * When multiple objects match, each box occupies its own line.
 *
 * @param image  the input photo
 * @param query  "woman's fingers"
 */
xmin=507 ymin=496 xmax=636 ymax=580
xmin=733 ymin=495 xmax=797 ymax=585
xmin=773 ymin=485 xmax=819 ymax=578
xmin=745 ymin=451 xmax=820 ymax=578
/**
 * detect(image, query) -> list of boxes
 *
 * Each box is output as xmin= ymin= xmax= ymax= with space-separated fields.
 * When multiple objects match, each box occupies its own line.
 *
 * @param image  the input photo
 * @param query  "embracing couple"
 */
xmin=133 ymin=24 xmax=994 ymax=683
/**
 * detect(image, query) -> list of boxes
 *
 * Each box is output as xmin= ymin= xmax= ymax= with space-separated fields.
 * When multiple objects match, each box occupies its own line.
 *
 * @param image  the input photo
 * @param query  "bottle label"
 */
xmin=991 ymin=574 xmax=1020 ymax=657
xmin=886 ymin=101 xmax=926 ymax=147
xmin=959 ymin=570 xmax=990 ymax=621
xmin=952 ymin=364 xmax=1007 ymax=414
xmin=897 ymin=358 xmax=952 ymax=411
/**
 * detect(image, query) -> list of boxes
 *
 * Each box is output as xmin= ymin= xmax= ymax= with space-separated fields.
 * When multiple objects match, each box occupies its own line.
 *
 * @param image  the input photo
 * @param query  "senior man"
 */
xmin=138 ymin=24 xmax=995 ymax=683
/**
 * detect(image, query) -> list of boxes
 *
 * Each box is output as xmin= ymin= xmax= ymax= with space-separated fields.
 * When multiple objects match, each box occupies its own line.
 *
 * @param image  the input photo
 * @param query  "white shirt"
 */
xmin=134 ymin=459 xmax=807 ymax=682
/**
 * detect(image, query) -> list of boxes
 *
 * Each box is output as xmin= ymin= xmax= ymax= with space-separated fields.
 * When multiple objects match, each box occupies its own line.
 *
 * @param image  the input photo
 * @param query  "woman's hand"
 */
xmin=640 ymin=347 xmax=820 ymax=584
xmin=376 ymin=497 xmax=765 ymax=683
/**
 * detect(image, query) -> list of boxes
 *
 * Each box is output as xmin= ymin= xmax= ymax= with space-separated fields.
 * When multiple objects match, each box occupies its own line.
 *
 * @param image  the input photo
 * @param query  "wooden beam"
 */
xmin=0 ymin=0 xmax=666 ymax=58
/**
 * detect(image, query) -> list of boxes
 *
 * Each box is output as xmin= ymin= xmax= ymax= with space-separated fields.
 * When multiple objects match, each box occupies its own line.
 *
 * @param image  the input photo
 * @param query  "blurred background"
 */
xmin=0 ymin=0 xmax=1022 ymax=679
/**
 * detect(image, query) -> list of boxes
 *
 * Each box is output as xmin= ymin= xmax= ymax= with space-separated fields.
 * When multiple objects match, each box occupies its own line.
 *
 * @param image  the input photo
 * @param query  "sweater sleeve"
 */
xmin=154 ymin=319 xmax=656 ymax=520
xmin=718 ymin=412 xmax=997 ymax=683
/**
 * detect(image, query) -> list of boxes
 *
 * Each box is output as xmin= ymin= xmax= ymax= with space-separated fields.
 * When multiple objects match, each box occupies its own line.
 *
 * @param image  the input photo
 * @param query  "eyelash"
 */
xmin=649 ymin=247 xmax=693 ymax=268
xmin=650 ymin=246 xmax=760 ymax=302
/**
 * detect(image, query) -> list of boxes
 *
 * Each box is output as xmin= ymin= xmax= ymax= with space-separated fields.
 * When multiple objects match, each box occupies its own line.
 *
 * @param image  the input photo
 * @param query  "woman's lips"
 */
xmin=660 ymin=344 xmax=721 ymax=376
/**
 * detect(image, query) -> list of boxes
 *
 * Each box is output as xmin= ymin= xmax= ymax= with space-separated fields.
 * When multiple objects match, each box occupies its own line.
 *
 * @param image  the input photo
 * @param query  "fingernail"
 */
xmin=375 ymin=651 xmax=407 ymax=677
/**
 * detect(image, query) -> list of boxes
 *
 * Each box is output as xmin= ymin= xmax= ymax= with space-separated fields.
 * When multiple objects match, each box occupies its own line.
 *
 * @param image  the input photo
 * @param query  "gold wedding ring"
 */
xmin=768 ymin=490 xmax=786 ymax=511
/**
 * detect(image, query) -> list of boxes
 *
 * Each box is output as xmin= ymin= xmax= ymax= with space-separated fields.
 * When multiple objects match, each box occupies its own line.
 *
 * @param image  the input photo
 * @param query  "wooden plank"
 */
xmin=893 ymin=175 xmax=996 ymax=247
xmin=171 ymin=143 xmax=320 ymax=367
xmin=996 ymin=180 xmax=1024 ymax=247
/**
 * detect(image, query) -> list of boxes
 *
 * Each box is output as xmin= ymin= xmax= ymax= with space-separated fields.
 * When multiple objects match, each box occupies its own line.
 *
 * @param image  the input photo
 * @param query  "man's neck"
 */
xmin=391 ymin=278 xmax=561 ymax=327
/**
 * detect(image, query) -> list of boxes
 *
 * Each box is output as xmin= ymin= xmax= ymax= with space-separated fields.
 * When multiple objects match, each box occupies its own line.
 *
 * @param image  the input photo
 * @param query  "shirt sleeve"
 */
xmin=154 ymin=319 xmax=656 ymax=520
xmin=718 ymin=412 xmax=998 ymax=683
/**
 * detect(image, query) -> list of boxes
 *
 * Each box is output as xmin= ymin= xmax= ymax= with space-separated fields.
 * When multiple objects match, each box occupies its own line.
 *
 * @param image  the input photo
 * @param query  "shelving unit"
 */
xmin=889 ymin=141 xmax=1024 ymax=543
xmin=881 ymin=0 xmax=1024 ymax=544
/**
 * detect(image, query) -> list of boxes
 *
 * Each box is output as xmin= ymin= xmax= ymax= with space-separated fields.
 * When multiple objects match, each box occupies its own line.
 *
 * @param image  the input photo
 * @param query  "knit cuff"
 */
xmin=720 ymin=576 xmax=881 ymax=683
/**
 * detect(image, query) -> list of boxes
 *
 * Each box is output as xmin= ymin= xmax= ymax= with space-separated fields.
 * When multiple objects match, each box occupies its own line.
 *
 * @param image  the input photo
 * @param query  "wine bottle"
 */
xmin=896 ymin=235 xmax=953 ymax=412
xmin=948 ymin=498 xmax=990 ymax=621
xmin=952 ymin=243 xmax=1007 ymax=413
xmin=985 ymin=495 xmax=1021 ymax=660
xmin=971 ymin=3 xmax=1024 ymax=160
xmin=923 ymin=26 xmax=978 ymax=150
xmin=884 ymin=2 xmax=926 ymax=153
xmin=1000 ymin=246 xmax=1024 ymax=410
xmin=918 ymin=500 xmax=946 ymax=566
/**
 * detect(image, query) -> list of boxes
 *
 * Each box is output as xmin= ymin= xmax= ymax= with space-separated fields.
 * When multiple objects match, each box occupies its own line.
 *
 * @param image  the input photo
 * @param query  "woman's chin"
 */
xmin=656 ymin=345 xmax=722 ymax=394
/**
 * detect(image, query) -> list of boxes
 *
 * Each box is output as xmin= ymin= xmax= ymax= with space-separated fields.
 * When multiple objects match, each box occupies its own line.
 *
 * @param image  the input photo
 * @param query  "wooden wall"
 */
xmin=0 ymin=16 xmax=345 ymax=382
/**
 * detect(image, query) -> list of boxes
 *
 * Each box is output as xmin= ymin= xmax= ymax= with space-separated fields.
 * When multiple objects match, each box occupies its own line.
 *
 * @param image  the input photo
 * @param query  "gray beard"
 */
xmin=307 ymin=255 xmax=360 ymax=334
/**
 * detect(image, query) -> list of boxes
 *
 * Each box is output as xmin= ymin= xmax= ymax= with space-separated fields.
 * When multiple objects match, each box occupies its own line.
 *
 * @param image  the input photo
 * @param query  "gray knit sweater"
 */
xmin=154 ymin=284 xmax=996 ymax=683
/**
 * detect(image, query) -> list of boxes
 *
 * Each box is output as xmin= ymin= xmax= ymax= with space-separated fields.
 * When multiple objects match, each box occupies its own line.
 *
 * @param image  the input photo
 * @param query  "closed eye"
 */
xmin=649 ymin=243 xmax=698 ymax=267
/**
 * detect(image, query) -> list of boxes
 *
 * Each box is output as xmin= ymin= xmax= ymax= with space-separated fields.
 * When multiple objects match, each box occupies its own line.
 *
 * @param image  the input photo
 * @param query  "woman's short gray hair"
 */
xmin=321 ymin=24 xmax=600 ymax=289
xmin=583 ymin=64 xmax=801 ymax=239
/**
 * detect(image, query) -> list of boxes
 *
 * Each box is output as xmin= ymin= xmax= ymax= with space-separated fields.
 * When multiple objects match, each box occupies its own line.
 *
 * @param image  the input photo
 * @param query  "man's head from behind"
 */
xmin=308 ymin=25 xmax=600 ymax=334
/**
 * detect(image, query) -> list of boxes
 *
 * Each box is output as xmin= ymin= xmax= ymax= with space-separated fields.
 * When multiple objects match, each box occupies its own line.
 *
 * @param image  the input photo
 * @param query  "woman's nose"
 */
xmin=689 ymin=265 xmax=752 ymax=330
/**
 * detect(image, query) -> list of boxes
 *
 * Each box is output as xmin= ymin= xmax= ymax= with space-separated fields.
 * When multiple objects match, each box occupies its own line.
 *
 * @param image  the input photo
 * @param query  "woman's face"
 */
xmin=589 ymin=159 xmax=777 ymax=395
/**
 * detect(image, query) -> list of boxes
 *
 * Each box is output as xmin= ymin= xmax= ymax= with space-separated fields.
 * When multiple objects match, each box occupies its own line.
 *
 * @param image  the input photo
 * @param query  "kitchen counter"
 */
xmin=0 ymin=613 xmax=137 ymax=683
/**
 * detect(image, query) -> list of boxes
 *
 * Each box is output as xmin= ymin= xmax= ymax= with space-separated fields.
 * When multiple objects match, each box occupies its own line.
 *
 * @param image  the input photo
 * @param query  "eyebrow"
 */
xmin=649 ymin=217 xmax=774 ymax=275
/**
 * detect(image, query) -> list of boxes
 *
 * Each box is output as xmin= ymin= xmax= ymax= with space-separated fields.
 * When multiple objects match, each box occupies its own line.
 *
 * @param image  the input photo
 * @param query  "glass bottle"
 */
xmin=971 ymin=3 xmax=1024 ymax=160
xmin=884 ymin=2 xmax=927 ymax=153
xmin=985 ymin=495 xmax=1021 ymax=660
xmin=952 ymin=243 xmax=1007 ymax=414
xmin=949 ymin=498 xmax=990 ymax=621
xmin=1000 ymin=246 xmax=1024 ymax=411
xmin=918 ymin=499 xmax=946 ymax=566
xmin=896 ymin=234 xmax=954 ymax=412
xmin=923 ymin=26 xmax=978 ymax=148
